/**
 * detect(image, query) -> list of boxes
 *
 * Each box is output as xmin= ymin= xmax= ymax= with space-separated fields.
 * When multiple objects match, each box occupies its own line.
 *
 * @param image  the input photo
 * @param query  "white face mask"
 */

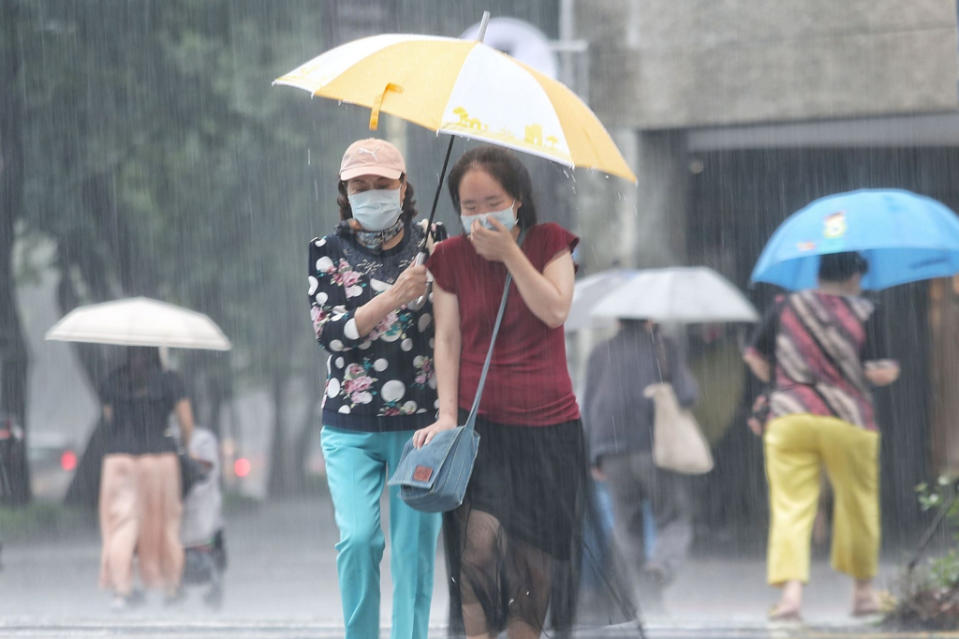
xmin=348 ymin=187 xmax=403 ymax=231
xmin=460 ymin=201 xmax=516 ymax=233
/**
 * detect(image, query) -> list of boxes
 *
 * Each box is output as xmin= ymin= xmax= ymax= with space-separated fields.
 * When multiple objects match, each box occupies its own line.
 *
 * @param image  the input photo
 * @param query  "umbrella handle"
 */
xmin=413 ymin=251 xmax=432 ymax=308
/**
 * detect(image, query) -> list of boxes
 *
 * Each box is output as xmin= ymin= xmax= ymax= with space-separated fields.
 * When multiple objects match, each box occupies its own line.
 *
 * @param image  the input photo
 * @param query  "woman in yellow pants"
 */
xmin=744 ymin=252 xmax=899 ymax=621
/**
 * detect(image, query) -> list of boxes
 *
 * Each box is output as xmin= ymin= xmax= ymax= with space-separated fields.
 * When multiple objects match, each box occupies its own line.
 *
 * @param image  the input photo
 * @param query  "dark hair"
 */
xmin=446 ymin=146 xmax=538 ymax=230
xmin=336 ymin=175 xmax=417 ymax=223
xmin=818 ymin=251 xmax=868 ymax=282
xmin=125 ymin=346 xmax=162 ymax=389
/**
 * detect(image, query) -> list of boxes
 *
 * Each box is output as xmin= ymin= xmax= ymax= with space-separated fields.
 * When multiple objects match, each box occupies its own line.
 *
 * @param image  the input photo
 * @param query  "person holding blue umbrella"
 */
xmin=744 ymin=251 xmax=901 ymax=621
xmin=750 ymin=189 xmax=959 ymax=292
xmin=746 ymin=188 xmax=959 ymax=618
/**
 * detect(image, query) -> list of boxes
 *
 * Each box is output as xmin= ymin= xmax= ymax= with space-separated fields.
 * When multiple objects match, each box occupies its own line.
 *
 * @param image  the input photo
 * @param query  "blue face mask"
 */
xmin=460 ymin=201 xmax=517 ymax=233
xmin=348 ymin=188 xmax=403 ymax=231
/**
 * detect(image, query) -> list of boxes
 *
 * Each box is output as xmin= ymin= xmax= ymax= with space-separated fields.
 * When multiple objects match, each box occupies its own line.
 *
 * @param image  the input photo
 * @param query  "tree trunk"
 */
xmin=55 ymin=263 xmax=112 ymax=400
xmin=0 ymin=0 xmax=31 ymax=504
xmin=291 ymin=385 xmax=320 ymax=495
xmin=267 ymin=368 xmax=293 ymax=496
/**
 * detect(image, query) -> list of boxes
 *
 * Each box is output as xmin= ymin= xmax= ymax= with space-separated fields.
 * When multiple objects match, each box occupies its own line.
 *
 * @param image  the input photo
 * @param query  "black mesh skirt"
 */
xmin=443 ymin=413 xmax=640 ymax=637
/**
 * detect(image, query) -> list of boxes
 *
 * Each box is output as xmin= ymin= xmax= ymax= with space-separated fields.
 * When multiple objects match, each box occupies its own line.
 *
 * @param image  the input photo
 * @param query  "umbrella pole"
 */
xmin=416 ymin=6 xmax=485 ymax=252
xmin=418 ymin=135 xmax=456 ymax=254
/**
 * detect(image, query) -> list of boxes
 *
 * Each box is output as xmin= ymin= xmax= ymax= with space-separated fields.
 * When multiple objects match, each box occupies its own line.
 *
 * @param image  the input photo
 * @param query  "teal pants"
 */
xmin=322 ymin=426 xmax=442 ymax=639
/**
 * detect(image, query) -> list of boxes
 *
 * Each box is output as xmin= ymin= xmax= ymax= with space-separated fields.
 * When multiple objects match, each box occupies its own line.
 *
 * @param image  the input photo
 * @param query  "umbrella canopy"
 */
xmin=45 ymin=297 xmax=232 ymax=351
xmin=583 ymin=267 xmax=759 ymax=326
xmin=751 ymin=188 xmax=959 ymax=291
xmin=273 ymin=33 xmax=636 ymax=182
xmin=566 ymin=268 xmax=640 ymax=331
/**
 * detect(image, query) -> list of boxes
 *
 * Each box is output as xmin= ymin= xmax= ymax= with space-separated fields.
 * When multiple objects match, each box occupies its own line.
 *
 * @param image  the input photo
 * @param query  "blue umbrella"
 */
xmin=750 ymin=188 xmax=959 ymax=290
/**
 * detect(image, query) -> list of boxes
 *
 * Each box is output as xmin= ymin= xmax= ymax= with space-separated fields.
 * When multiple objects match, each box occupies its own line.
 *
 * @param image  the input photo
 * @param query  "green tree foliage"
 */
xmin=887 ymin=477 xmax=959 ymax=629
xmin=10 ymin=1 xmax=350 ymax=497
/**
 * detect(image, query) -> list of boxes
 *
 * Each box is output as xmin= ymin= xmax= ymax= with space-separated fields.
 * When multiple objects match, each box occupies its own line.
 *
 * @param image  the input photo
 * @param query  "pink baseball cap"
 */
xmin=339 ymin=138 xmax=406 ymax=181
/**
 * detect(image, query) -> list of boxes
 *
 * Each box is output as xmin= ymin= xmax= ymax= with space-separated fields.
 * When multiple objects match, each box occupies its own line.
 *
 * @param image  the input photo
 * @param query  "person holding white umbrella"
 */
xmin=582 ymin=319 xmax=699 ymax=614
xmin=97 ymin=346 xmax=196 ymax=610
xmin=45 ymin=297 xmax=229 ymax=609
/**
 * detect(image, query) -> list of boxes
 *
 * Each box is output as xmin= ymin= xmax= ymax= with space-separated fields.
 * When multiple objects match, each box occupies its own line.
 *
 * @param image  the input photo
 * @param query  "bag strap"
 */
xmin=463 ymin=228 xmax=527 ymax=431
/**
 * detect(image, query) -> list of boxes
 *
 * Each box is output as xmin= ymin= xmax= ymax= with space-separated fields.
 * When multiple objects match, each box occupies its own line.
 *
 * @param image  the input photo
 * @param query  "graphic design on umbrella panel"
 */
xmin=273 ymin=31 xmax=635 ymax=182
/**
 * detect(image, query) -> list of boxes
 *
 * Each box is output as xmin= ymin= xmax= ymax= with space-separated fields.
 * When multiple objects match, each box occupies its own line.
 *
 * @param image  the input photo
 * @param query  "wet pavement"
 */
xmin=0 ymin=495 xmax=938 ymax=638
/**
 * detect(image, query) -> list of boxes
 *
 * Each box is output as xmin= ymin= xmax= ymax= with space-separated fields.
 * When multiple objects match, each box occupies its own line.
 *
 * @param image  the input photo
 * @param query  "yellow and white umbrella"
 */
xmin=273 ymin=32 xmax=636 ymax=182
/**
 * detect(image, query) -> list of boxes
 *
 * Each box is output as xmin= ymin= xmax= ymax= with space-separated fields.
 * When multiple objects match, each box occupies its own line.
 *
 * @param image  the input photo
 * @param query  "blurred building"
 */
xmin=574 ymin=0 xmax=958 ymax=271
xmin=571 ymin=0 xmax=959 ymax=541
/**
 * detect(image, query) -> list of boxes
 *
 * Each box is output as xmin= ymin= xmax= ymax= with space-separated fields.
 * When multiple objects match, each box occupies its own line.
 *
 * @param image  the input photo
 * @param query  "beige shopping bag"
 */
xmin=644 ymin=382 xmax=714 ymax=474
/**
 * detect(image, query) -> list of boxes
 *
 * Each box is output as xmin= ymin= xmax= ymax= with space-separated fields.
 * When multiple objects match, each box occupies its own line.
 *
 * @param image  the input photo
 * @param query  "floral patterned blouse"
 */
xmin=308 ymin=221 xmax=443 ymax=432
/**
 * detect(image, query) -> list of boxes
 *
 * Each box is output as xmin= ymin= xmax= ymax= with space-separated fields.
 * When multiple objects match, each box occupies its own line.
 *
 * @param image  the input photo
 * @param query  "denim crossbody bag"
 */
xmin=388 ymin=230 xmax=525 ymax=512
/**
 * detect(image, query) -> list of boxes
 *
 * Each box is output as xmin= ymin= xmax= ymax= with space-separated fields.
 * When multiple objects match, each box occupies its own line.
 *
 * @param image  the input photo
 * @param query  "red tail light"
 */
xmin=60 ymin=450 xmax=78 ymax=471
xmin=234 ymin=457 xmax=251 ymax=478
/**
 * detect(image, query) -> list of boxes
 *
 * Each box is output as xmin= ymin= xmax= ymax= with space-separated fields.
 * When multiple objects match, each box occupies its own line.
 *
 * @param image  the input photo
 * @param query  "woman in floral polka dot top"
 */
xmin=307 ymin=138 xmax=446 ymax=639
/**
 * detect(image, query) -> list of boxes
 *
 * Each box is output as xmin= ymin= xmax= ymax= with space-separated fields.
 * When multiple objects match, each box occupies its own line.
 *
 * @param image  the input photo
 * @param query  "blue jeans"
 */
xmin=322 ymin=426 xmax=442 ymax=639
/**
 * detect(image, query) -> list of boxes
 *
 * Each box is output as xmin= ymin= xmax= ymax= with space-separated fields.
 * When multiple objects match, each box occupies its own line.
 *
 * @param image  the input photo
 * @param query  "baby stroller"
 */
xmin=181 ymin=427 xmax=227 ymax=608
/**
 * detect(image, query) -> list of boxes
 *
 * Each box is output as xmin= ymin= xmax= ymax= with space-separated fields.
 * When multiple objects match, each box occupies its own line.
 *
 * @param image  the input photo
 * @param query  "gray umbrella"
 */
xmin=570 ymin=266 xmax=759 ymax=330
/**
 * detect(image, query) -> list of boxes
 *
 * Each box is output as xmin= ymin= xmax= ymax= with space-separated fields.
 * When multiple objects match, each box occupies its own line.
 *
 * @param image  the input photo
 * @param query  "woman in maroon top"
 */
xmin=414 ymin=146 xmax=589 ymax=637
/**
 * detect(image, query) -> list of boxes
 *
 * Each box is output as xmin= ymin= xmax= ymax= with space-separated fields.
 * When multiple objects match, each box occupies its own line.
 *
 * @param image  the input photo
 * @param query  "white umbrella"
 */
xmin=45 ymin=297 xmax=232 ymax=351
xmin=583 ymin=266 xmax=759 ymax=326
xmin=566 ymin=268 xmax=639 ymax=332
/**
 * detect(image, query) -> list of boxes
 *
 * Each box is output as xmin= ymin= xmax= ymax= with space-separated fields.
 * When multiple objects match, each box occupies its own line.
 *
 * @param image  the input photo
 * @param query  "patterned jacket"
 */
xmin=308 ymin=221 xmax=443 ymax=431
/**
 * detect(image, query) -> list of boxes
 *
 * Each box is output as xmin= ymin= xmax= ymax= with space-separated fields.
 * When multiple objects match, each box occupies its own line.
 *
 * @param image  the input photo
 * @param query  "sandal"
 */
xmin=852 ymin=590 xmax=893 ymax=617
xmin=849 ymin=596 xmax=883 ymax=617
xmin=768 ymin=604 xmax=802 ymax=622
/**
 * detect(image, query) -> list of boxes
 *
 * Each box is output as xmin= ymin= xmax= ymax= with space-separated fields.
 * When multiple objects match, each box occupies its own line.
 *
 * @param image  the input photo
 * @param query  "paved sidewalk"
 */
xmin=0 ymin=496 xmax=915 ymax=637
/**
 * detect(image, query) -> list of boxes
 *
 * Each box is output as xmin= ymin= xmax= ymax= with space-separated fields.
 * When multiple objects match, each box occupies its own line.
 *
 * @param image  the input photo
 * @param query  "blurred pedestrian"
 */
xmin=583 ymin=319 xmax=699 ymax=612
xmin=180 ymin=426 xmax=226 ymax=608
xmin=98 ymin=346 xmax=195 ymax=610
xmin=744 ymin=251 xmax=900 ymax=620
xmin=308 ymin=138 xmax=445 ymax=639
xmin=414 ymin=146 xmax=633 ymax=637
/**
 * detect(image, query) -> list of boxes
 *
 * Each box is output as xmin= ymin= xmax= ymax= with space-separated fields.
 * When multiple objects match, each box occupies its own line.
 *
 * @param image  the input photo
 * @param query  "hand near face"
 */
xmin=469 ymin=217 xmax=519 ymax=263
